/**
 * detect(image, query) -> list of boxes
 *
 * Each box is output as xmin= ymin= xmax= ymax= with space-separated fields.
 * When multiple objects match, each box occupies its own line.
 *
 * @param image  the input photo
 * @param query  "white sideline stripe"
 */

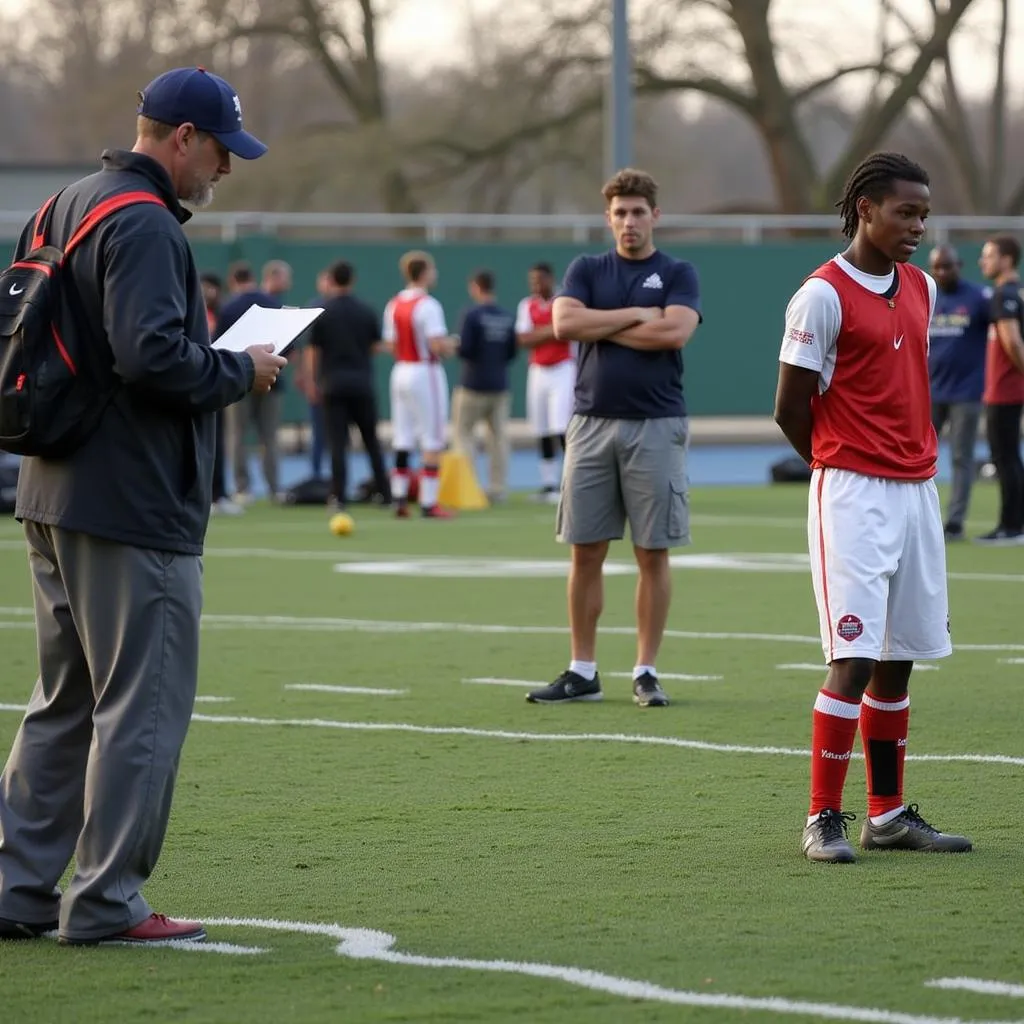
xmin=607 ymin=671 xmax=724 ymax=681
xmin=2 ymin=602 xmax=1024 ymax=651
xmin=999 ymin=659 xmax=1024 ymax=665
xmin=285 ymin=683 xmax=409 ymax=696
xmin=463 ymin=674 xmax=722 ymax=686
xmin=3 ymin=607 xmax=1024 ymax=652
xmin=194 ymin=696 xmax=235 ymax=704
xmin=140 ymin=940 xmax=268 ymax=955
xmin=201 ymin=917 xmax=1019 ymax=1024
xmin=0 ymin=706 xmax=1021 ymax=766
xmin=777 ymin=663 xmax=938 ymax=673
xmin=926 ymin=979 xmax=1024 ymax=998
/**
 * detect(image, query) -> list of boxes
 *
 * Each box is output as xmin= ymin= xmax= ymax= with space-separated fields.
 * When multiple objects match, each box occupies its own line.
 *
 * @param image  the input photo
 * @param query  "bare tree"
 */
xmin=908 ymin=0 xmax=1021 ymax=212
xmin=631 ymin=0 xmax=978 ymax=212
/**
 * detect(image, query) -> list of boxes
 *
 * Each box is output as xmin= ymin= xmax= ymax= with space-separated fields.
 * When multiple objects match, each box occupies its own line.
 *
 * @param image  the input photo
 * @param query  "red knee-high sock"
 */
xmin=809 ymin=689 xmax=861 ymax=816
xmin=859 ymin=692 xmax=910 ymax=819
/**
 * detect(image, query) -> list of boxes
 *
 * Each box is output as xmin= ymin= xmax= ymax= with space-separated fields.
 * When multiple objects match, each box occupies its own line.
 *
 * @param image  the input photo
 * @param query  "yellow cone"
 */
xmin=437 ymin=451 xmax=489 ymax=511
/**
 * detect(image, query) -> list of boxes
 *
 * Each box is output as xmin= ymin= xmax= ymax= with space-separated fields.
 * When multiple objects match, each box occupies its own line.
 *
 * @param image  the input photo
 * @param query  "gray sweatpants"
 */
xmin=557 ymin=414 xmax=690 ymax=549
xmin=0 ymin=522 xmax=202 ymax=941
xmin=932 ymin=401 xmax=982 ymax=529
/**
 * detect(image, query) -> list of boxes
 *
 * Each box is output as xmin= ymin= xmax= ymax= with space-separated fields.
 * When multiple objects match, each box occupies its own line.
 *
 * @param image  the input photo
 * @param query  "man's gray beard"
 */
xmin=183 ymin=181 xmax=216 ymax=210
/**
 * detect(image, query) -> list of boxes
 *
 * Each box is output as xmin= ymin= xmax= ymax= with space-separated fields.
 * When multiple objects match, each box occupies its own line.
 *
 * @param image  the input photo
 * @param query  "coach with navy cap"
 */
xmin=0 ymin=68 xmax=285 ymax=948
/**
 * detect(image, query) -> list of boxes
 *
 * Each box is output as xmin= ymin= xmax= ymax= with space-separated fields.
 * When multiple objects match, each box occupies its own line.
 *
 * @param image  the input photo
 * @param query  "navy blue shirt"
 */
xmin=928 ymin=279 xmax=989 ymax=403
xmin=559 ymin=250 xmax=701 ymax=419
xmin=215 ymin=289 xmax=285 ymax=391
xmin=458 ymin=302 xmax=518 ymax=393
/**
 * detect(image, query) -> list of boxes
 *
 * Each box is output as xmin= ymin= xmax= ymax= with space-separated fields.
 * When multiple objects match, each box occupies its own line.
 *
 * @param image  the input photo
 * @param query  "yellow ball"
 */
xmin=329 ymin=512 xmax=355 ymax=536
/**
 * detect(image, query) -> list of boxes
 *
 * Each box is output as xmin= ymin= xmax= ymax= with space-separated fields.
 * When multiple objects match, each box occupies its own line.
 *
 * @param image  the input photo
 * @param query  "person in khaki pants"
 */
xmin=452 ymin=270 xmax=518 ymax=502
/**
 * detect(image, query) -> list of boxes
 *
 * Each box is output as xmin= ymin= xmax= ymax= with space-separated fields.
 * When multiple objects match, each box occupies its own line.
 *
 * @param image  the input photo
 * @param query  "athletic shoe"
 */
xmin=0 ymin=916 xmax=58 ymax=941
xmin=633 ymin=672 xmax=670 ymax=707
xmin=395 ymin=503 xmax=411 ymax=519
xmin=860 ymin=803 xmax=973 ymax=853
xmin=60 ymin=913 xmax=206 ymax=946
xmin=801 ymin=809 xmax=857 ymax=863
xmin=526 ymin=670 xmax=603 ymax=704
xmin=422 ymin=505 xmax=455 ymax=519
xmin=974 ymin=527 xmax=1024 ymax=545
xmin=943 ymin=523 xmax=964 ymax=542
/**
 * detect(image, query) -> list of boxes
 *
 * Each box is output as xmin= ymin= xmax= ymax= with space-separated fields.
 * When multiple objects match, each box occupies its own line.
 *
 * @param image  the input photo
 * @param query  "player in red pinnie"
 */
xmin=774 ymin=152 xmax=973 ymax=863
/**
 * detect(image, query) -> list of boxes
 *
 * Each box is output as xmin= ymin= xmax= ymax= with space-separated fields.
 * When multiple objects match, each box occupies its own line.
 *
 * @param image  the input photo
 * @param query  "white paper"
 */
xmin=211 ymin=304 xmax=324 ymax=357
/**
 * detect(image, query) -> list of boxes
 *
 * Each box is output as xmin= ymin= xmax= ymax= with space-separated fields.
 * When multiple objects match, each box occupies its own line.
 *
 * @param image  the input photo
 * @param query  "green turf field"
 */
xmin=0 ymin=482 xmax=1022 ymax=1024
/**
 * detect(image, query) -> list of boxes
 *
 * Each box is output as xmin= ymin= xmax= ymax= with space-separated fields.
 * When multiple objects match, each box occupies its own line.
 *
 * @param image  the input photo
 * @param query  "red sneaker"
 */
xmin=421 ymin=505 xmax=455 ymax=519
xmin=62 ymin=913 xmax=207 ymax=946
xmin=395 ymin=503 xmax=411 ymax=519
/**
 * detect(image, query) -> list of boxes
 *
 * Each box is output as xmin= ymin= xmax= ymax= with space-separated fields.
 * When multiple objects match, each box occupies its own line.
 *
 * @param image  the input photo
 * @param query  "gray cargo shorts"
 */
xmin=556 ymin=414 xmax=690 ymax=550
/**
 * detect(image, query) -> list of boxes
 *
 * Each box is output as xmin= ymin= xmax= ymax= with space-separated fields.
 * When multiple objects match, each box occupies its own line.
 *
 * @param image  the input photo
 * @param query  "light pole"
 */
xmin=606 ymin=0 xmax=633 ymax=178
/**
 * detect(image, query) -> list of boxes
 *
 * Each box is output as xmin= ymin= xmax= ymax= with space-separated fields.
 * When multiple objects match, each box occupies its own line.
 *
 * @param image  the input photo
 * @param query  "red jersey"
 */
xmin=982 ymin=281 xmax=1024 ymax=405
xmin=807 ymin=260 xmax=936 ymax=480
xmin=384 ymin=289 xmax=446 ymax=364
xmin=516 ymin=296 xmax=572 ymax=367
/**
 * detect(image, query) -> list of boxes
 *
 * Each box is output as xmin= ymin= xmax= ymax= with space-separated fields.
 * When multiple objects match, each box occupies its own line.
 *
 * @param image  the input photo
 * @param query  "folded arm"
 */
xmin=609 ymin=305 xmax=701 ymax=351
xmin=552 ymin=296 xmax=647 ymax=342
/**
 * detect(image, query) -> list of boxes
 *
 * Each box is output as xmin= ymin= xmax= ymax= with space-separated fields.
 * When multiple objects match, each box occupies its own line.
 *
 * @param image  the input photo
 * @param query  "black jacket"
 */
xmin=13 ymin=149 xmax=255 ymax=555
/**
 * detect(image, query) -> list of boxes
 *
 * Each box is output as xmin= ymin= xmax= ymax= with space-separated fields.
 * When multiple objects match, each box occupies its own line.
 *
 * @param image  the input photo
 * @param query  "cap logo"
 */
xmin=232 ymin=93 xmax=242 ymax=125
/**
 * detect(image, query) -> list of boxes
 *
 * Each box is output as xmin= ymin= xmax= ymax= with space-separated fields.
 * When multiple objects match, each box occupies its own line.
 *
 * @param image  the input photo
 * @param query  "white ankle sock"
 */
xmin=632 ymin=664 xmax=657 ymax=680
xmin=569 ymin=660 xmax=596 ymax=681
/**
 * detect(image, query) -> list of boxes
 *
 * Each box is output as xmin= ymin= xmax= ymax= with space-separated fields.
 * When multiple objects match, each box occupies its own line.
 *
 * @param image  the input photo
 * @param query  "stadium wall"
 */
xmin=190 ymin=239 xmax=984 ymax=424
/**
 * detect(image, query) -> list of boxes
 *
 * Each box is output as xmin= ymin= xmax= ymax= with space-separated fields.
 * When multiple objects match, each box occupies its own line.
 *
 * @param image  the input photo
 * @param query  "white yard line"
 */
xmin=285 ymin=683 xmax=409 ymax=696
xmin=2 ymin=607 xmax=1024 ymax=651
xmin=776 ymin=663 xmax=938 ymax=672
xmin=198 ymin=917 xmax=1020 ymax=1023
xmin=925 ymin=979 xmax=1024 ymax=999
xmin=4 ymin=706 xmax=1015 ymax=767
xmin=463 ymin=674 xmax=722 ymax=686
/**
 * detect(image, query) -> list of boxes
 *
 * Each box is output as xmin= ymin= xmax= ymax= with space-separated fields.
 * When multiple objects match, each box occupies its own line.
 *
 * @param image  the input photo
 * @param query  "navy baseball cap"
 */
xmin=137 ymin=67 xmax=267 ymax=160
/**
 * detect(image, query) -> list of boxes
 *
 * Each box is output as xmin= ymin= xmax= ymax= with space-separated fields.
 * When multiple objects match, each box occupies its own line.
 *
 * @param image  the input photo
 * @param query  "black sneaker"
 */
xmin=0 ymin=916 xmax=58 ymax=941
xmin=801 ymin=809 xmax=857 ymax=863
xmin=632 ymin=672 xmax=669 ymax=707
xmin=860 ymin=803 xmax=973 ymax=853
xmin=943 ymin=523 xmax=965 ymax=542
xmin=526 ymin=670 xmax=602 ymax=704
xmin=974 ymin=527 xmax=1024 ymax=545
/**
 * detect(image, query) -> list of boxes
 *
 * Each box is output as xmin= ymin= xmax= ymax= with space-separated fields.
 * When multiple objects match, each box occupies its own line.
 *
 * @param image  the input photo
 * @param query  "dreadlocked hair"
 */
xmin=836 ymin=152 xmax=930 ymax=240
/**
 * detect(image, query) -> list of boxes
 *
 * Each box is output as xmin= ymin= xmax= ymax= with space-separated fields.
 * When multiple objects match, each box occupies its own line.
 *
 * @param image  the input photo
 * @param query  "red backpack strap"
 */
xmin=62 ymin=191 xmax=168 ymax=262
xmin=30 ymin=193 xmax=59 ymax=250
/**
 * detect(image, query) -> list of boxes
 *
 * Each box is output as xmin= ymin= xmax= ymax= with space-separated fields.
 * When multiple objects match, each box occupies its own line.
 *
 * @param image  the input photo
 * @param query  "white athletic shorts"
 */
xmin=527 ymin=360 xmax=576 ymax=438
xmin=808 ymin=467 xmax=952 ymax=663
xmin=389 ymin=362 xmax=449 ymax=453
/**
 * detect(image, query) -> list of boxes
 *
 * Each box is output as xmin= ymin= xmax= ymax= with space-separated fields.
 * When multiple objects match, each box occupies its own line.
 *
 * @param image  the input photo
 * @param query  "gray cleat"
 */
xmin=802 ymin=809 xmax=857 ymax=863
xmin=860 ymin=803 xmax=973 ymax=853
xmin=526 ymin=670 xmax=603 ymax=704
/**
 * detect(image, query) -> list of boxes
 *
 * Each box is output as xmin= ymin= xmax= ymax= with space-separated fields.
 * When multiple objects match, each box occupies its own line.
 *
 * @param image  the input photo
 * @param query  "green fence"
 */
xmin=11 ymin=227 xmax=985 ymax=423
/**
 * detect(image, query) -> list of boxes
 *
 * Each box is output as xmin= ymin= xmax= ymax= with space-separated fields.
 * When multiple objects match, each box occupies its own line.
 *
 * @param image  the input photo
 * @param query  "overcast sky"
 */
xmin=4 ymin=0 xmax=1019 ymax=100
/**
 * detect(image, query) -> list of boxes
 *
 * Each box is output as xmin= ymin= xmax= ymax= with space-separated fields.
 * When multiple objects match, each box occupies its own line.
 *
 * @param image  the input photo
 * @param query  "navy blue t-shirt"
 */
xmin=928 ymin=279 xmax=989 ymax=403
xmin=458 ymin=302 xmax=518 ymax=393
xmin=558 ymin=250 xmax=701 ymax=418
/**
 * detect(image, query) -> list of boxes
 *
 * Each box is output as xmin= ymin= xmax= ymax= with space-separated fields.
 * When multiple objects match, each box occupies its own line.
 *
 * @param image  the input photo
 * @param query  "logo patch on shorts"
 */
xmin=836 ymin=614 xmax=864 ymax=642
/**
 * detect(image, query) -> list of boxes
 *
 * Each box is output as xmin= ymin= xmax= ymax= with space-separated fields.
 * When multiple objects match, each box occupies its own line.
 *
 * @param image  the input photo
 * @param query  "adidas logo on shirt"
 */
xmin=642 ymin=273 xmax=663 ymax=289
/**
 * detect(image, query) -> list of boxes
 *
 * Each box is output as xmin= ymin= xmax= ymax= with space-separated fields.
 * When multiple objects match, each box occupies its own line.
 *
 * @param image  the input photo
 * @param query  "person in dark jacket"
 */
xmin=452 ymin=270 xmax=518 ymax=502
xmin=306 ymin=260 xmax=392 ymax=508
xmin=0 ymin=66 xmax=285 ymax=947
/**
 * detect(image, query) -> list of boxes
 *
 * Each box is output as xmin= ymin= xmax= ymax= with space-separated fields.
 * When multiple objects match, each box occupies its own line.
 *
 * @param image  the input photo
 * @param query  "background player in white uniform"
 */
xmin=774 ymin=152 xmax=972 ymax=864
xmin=382 ymin=251 xmax=456 ymax=519
xmin=516 ymin=263 xmax=576 ymax=502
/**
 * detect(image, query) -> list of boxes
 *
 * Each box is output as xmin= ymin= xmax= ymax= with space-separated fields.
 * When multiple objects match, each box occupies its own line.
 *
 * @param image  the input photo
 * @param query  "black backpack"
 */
xmin=0 ymin=189 xmax=166 ymax=458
